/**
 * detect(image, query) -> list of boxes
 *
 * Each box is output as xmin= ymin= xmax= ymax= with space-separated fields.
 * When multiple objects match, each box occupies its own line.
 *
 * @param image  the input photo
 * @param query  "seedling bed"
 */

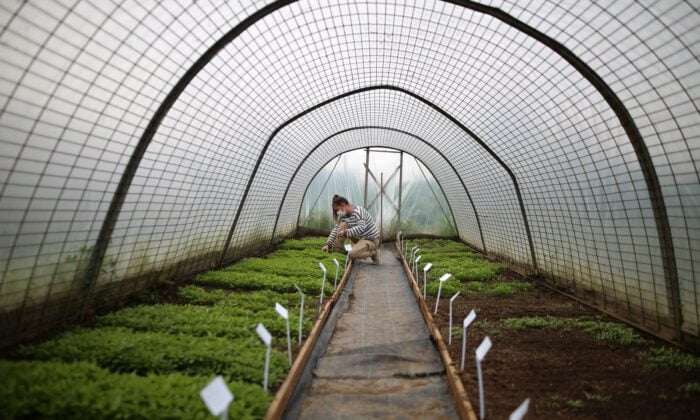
xmin=404 ymin=238 xmax=699 ymax=419
xmin=1 ymin=237 xmax=346 ymax=419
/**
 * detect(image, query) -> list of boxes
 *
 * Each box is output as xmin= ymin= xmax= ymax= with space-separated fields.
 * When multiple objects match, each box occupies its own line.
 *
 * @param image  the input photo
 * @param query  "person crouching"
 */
xmin=321 ymin=195 xmax=380 ymax=264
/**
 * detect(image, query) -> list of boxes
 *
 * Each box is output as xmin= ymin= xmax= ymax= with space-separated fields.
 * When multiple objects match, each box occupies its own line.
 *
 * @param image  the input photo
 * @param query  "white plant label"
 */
xmin=344 ymin=244 xmax=352 ymax=252
xmin=461 ymin=309 xmax=477 ymax=371
xmin=448 ymin=292 xmax=460 ymax=345
xmin=294 ymin=284 xmax=305 ymax=345
xmin=415 ymin=255 xmax=422 ymax=263
xmin=200 ymin=376 xmax=233 ymax=417
xmin=464 ymin=309 xmax=477 ymax=328
xmin=275 ymin=302 xmax=288 ymax=320
xmin=476 ymin=336 xmax=492 ymax=420
xmin=476 ymin=336 xmax=492 ymax=362
xmin=275 ymin=302 xmax=292 ymax=366
xmin=256 ymin=323 xmax=271 ymax=347
xmin=319 ymin=262 xmax=326 ymax=273
xmin=434 ymin=273 xmax=451 ymax=314
xmin=256 ymin=323 xmax=272 ymax=391
xmin=332 ymin=258 xmax=340 ymax=289
xmin=509 ymin=398 xmax=531 ymax=420
xmin=423 ymin=263 xmax=433 ymax=272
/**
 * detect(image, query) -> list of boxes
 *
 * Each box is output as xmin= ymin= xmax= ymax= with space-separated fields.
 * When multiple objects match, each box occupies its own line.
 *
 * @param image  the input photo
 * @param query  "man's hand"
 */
xmin=321 ymin=245 xmax=329 ymax=253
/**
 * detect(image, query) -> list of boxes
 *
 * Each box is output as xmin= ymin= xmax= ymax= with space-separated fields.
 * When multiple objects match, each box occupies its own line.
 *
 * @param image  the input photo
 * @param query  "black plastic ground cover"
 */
xmin=284 ymin=245 xmax=458 ymax=419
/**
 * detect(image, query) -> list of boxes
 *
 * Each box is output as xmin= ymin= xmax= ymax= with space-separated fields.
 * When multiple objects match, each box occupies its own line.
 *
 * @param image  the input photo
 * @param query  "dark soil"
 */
xmin=425 ymin=274 xmax=700 ymax=419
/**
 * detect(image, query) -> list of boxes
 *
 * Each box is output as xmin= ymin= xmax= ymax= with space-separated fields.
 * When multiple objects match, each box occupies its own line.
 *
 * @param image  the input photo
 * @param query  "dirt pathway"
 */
xmin=296 ymin=245 xmax=458 ymax=419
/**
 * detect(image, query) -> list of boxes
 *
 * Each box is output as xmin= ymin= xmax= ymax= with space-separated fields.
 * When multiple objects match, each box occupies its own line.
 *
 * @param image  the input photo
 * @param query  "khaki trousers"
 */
xmin=334 ymin=222 xmax=380 ymax=259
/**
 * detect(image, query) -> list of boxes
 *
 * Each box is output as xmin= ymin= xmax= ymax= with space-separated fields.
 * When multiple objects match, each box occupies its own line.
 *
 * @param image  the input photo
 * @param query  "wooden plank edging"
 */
xmin=264 ymin=258 xmax=354 ymax=419
xmin=396 ymin=243 xmax=478 ymax=420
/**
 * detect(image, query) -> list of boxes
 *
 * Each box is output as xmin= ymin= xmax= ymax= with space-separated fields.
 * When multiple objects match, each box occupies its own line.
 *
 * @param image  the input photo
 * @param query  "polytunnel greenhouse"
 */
xmin=1 ymin=0 xmax=699 ymax=418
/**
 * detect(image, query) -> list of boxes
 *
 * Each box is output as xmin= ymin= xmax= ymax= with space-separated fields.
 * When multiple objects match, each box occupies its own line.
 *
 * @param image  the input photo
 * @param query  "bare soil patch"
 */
xmin=426 ymin=274 xmax=700 ymax=419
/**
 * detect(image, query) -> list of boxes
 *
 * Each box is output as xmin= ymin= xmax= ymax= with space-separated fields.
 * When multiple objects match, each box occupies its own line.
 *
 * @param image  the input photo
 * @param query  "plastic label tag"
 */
xmin=275 ymin=302 xmax=288 ymax=320
xmin=476 ymin=336 xmax=492 ymax=362
xmin=464 ymin=309 xmax=477 ymax=328
xmin=256 ymin=323 xmax=271 ymax=347
xmin=200 ymin=376 xmax=233 ymax=416
xmin=509 ymin=398 xmax=530 ymax=420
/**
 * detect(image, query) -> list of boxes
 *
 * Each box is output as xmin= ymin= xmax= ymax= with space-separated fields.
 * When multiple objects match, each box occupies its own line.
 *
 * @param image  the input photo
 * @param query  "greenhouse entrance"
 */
xmin=298 ymin=147 xmax=458 ymax=241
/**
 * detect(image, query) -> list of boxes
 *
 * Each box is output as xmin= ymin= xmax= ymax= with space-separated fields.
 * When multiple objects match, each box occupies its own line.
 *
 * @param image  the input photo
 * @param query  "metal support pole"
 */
xmin=398 ymin=151 xmax=403 ymax=235
xmin=363 ymin=147 xmax=370 ymax=207
xmin=380 ymin=172 xmax=384 ymax=240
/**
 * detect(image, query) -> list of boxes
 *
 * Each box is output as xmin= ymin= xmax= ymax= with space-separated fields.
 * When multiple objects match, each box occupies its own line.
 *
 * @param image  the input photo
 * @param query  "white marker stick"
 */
xmin=434 ymin=273 xmax=452 ymax=314
xmin=448 ymin=292 xmax=460 ymax=345
xmin=461 ymin=309 xmax=477 ymax=371
xmin=409 ymin=246 xmax=418 ymax=266
xmin=200 ymin=376 xmax=234 ymax=420
xmin=294 ymin=284 xmax=304 ymax=345
xmin=344 ymin=243 xmax=352 ymax=269
xmin=509 ymin=398 xmax=531 ymax=420
xmin=333 ymin=258 xmax=340 ymax=289
xmin=414 ymin=255 xmax=422 ymax=280
xmin=275 ymin=302 xmax=291 ymax=366
xmin=318 ymin=262 xmax=327 ymax=311
xmin=423 ymin=263 xmax=433 ymax=298
xmin=476 ymin=336 xmax=493 ymax=420
xmin=256 ymin=323 xmax=272 ymax=391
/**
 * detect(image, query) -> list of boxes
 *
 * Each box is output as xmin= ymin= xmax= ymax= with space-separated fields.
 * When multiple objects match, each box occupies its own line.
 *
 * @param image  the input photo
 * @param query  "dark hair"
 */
xmin=332 ymin=195 xmax=350 ymax=223
xmin=332 ymin=195 xmax=349 ymax=207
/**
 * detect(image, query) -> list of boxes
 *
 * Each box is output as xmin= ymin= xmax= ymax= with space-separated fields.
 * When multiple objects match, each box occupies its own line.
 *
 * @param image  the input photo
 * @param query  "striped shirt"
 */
xmin=326 ymin=205 xmax=380 ymax=247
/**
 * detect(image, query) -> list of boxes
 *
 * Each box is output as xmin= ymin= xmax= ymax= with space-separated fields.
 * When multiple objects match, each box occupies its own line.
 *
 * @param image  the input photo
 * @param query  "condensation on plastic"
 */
xmin=0 ymin=0 xmax=697 ymax=343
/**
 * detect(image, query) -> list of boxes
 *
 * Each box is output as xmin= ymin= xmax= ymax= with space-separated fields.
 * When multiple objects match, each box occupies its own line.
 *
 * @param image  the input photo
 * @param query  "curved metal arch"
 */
xmin=269 ymin=126 xmax=486 ymax=251
xmin=80 ymin=0 xmax=679 ymax=339
xmin=221 ymin=85 xmax=534 ymax=268
xmin=81 ymin=0 xmax=296 ymax=297
xmin=445 ymin=0 xmax=681 ymax=339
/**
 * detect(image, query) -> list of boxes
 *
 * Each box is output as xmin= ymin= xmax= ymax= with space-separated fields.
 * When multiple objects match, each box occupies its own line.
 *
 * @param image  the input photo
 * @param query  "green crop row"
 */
xmin=275 ymin=237 xmax=330 ymax=250
xmin=501 ymin=316 xmax=647 ymax=345
xmin=228 ymin=256 xmax=345 ymax=280
xmin=178 ymin=286 xmax=316 ymax=333
xmin=639 ymin=347 xmax=700 ymax=372
xmin=465 ymin=280 xmax=533 ymax=296
xmin=403 ymin=239 xmax=474 ymax=253
xmin=97 ymin=303 xmax=311 ymax=344
xmin=0 ymin=360 xmax=270 ymax=419
xmin=15 ymin=327 xmax=288 ymax=386
xmin=195 ymin=270 xmax=334 ymax=296
xmin=405 ymin=238 xmax=508 ymax=296
xmin=178 ymin=286 xmax=307 ymax=311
